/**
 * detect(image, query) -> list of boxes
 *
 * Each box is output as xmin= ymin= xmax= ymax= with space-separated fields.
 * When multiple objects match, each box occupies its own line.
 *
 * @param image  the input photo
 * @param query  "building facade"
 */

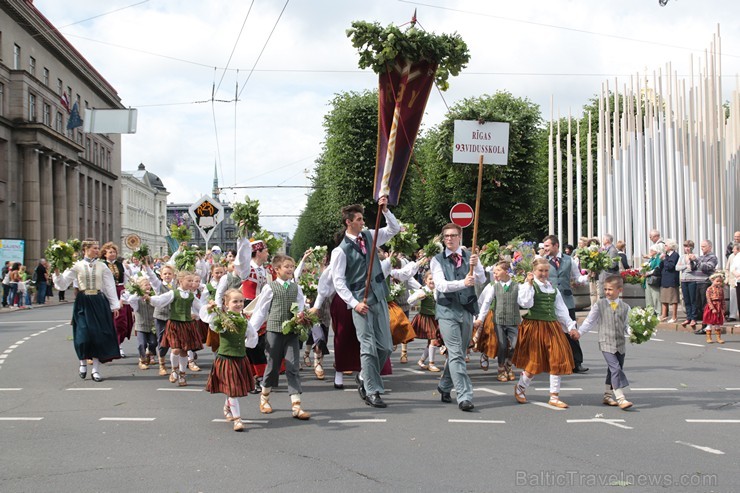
xmin=0 ymin=1 xmax=124 ymax=264
xmin=121 ymin=163 xmax=169 ymax=258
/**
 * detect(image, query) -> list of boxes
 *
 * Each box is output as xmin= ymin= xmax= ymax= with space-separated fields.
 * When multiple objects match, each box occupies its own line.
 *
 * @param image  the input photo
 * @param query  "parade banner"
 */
xmin=373 ymin=58 xmax=437 ymax=205
xmin=188 ymin=195 xmax=224 ymax=246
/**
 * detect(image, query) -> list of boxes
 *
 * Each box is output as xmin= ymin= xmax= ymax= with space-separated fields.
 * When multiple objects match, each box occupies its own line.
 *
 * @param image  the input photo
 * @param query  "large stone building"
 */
xmin=0 ymin=1 xmax=125 ymax=264
xmin=121 ymin=163 xmax=169 ymax=258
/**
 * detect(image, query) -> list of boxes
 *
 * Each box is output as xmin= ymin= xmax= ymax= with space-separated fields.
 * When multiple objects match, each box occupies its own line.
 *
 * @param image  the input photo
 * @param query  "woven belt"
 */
xmin=83 ymin=289 xmax=100 ymax=295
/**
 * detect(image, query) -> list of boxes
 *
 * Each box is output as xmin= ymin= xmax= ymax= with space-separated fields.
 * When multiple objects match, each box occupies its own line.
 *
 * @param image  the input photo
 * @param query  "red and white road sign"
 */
xmin=449 ymin=202 xmax=474 ymax=228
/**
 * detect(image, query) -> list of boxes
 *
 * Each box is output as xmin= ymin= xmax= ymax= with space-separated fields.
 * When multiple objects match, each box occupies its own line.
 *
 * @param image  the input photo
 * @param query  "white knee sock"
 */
xmin=613 ymin=388 xmax=627 ymax=401
xmin=228 ymin=397 xmax=240 ymax=418
xmin=290 ymin=393 xmax=301 ymax=405
xmin=428 ymin=346 xmax=435 ymax=363
xmin=518 ymin=373 xmax=532 ymax=389
xmin=261 ymin=386 xmax=272 ymax=396
xmin=170 ymin=352 xmax=178 ymax=371
xmin=549 ymin=374 xmax=561 ymax=394
xmin=179 ymin=355 xmax=188 ymax=372
xmin=419 ymin=348 xmax=428 ymax=363
xmin=187 ymin=350 xmax=195 ymax=362
xmin=91 ymin=358 xmax=100 ymax=374
xmin=334 ymin=372 xmax=343 ymax=386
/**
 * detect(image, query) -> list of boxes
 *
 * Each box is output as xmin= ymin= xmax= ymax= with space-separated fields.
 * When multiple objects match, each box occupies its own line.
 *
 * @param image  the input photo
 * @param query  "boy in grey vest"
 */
xmin=475 ymin=260 xmax=521 ymax=382
xmin=248 ymin=254 xmax=314 ymax=420
xmin=572 ymin=275 xmax=633 ymax=409
xmin=122 ymin=275 xmax=157 ymax=371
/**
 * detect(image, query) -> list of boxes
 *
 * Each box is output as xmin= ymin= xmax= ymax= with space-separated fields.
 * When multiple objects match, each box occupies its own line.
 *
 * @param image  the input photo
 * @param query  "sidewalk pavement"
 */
xmin=573 ymin=308 xmax=740 ymax=335
xmin=0 ymin=289 xmax=75 ymax=314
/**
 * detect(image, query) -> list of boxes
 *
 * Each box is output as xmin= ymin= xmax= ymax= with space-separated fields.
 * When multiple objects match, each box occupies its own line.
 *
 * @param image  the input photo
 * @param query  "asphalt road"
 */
xmin=1 ymin=304 xmax=738 ymax=493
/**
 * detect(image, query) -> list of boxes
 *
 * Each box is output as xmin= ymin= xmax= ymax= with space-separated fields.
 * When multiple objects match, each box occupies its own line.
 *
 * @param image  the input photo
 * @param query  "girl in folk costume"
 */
xmin=215 ymin=254 xmax=244 ymax=308
xmin=142 ymin=262 xmax=176 ymax=376
xmin=200 ymin=289 xmax=258 ymax=432
xmin=512 ymin=258 xmax=577 ymax=408
xmin=121 ymin=275 xmax=158 ymax=370
xmin=149 ymin=270 xmax=204 ymax=386
xmin=100 ymin=242 xmax=134 ymax=358
xmin=203 ymin=263 xmax=227 ymax=353
xmin=186 ymin=273 xmax=209 ymax=372
xmin=53 ymin=240 xmax=121 ymax=382
xmin=408 ymin=271 xmax=442 ymax=372
xmin=234 ymin=237 xmax=274 ymax=392
xmin=382 ymin=252 xmax=424 ymax=363
xmin=703 ymin=272 xmax=726 ymax=344
xmin=296 ymin=248 xmax=331 ymax=380
xmin=474 ymin=261 xmax=521 ymax=380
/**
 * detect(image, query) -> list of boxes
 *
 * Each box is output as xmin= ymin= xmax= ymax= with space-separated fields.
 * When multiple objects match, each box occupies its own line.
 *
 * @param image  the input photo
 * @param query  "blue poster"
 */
xmin=0 ymin=239 xmax=26 ymax=266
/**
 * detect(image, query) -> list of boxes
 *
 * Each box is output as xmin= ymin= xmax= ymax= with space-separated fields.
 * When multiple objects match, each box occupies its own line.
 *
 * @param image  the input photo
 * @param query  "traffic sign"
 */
xmin=188 ymin=195 xmax=225 ymax=245
xmin=449 ymin=203 xmax=474 ymax=228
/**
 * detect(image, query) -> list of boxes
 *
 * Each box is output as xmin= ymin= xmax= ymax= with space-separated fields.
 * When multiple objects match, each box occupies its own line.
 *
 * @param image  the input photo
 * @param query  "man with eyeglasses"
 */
xmin=330 ymin=196 xmax=400 ymax=408
xmin=430 ymin=223 xmax=486 ymax=412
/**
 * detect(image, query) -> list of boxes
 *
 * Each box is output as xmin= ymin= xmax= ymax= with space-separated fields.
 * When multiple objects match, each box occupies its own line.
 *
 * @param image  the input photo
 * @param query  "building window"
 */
xmin=57 ymin=79 xmax=62 ymax=96
xmin=13 ymin=44 xmax=21 ymax=69
xmin=55 ymin=112 xmax=63 ymax=132
xmin=43 ymin=67 xmax=49 ymax=86
xmin=107 ymin=150 xmax=111 ymax=170
xmin=28 ymin=56 xmax=36 ymax=76
xmin=43 ymin=103 xmax=51 ymax=125
xmin=28 ymin=93 xmax=36 ymax=121
xmin=0 ymin=83 xmax=3 ymax=116
xmin=86 ymin=138 xmax=91 ymax=159
xmin=93 ymin=142 xmax=98 ymax=164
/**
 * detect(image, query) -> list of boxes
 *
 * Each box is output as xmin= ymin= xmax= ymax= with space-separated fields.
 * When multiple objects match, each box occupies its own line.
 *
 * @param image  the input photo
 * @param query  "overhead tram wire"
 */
xmin=215 ymin=1 xmax=255 ymax=95
xmin=26 ymin=1 xmax=149 ymax=40
xmin=210 ymin=67 xmax=225 ymax=192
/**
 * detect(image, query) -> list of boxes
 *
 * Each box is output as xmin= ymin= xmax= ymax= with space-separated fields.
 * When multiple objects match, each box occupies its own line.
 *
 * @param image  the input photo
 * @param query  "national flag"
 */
xmin=60 ymin=92 xmax=71 ymax=113
xmin=67 ymin=102 xmax=83 ymax=130
xmin=373 ymin=58 xmax=437 ymax=206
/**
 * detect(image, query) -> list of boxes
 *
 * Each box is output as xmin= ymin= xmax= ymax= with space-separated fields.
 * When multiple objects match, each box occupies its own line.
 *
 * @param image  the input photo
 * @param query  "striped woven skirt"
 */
xmin=476 ymin=311 xmax=498 ymax=359
xmin=161 ymin=320 xmax=204 ymax=352
xmin=389 ymin=302 xmax=416 ymax=345
xmin=512 ymin=319 xmax=574 ymax=376
xmin=206 ymin=354 xmax=255 ymax=397
xmin=410 ymin=313 xmax=438 ymax=340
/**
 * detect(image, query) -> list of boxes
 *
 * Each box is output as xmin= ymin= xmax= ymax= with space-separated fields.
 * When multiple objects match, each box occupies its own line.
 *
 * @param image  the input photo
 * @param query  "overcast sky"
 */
xmin=33 ymin=0 xmax=740 ymax=236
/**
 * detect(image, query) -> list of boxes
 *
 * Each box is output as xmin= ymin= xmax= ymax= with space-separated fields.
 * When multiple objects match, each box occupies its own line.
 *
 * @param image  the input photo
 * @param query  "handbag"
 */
xmin=646 ymin=269 xmax=661 ymax=286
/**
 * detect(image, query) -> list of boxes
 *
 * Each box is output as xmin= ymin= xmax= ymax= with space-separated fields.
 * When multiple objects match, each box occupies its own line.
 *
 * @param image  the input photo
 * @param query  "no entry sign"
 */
xmin=449 ymin=202 xmax=474 ymax=228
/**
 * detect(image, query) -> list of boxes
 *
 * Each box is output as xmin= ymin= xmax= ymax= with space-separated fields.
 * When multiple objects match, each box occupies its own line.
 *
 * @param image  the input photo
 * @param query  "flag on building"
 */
xmin=67 ymin=102 xmax=83 ymax=130
xmin=60 ymin=92 xmax=71 ymax=113
xmin=373 ymin=58 xmax=437 ymax=206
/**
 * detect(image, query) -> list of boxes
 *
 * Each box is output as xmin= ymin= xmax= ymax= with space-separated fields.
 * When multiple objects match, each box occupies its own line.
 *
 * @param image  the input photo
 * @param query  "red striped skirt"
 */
xmin=206 ymin=354 xmax=255 ymax=397
xmin=161 ymin=320 xmax=204 ymax=351
xmin=512 ymin=319 xmax=573 ymax=376
xmin=196 ymin=319 xmax=209 ymax=343
xmin=411 ymin=313 xmax=438 ymax=340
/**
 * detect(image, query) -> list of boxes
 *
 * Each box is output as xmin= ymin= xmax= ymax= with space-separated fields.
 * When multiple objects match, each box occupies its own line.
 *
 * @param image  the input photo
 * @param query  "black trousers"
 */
xmin=568 ymin=308 xmax=583 ymax=367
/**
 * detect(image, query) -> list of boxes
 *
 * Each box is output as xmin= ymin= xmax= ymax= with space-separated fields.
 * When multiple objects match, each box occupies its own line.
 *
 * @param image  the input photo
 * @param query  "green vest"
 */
xmin=338 ymin=230 xmax=388 ymax=306
xmin=169 ymin=290 xmax=194 ymax=322
xmin=523 ymin=283 xmax=557 ymax=322
xmin=217 ymin=318 xmax=247 ymax=357
xmin=434 ymin=250 xmax=478 ymax=317
xmin=266 ymin=280 xmax=298 ymax=333
xmin=419 ymin=295 xmax=436 ymax=316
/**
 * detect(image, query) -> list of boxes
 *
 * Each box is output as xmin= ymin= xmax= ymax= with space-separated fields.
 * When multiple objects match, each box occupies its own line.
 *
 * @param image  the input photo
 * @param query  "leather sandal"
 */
xmin=427 ymin=362 xmax=440 ymax=372
xmin=400 ymin=351 xmax=408 ymax=364
xmin=417 ymin=359 xmax=428 ymax=370
xmin=314 ymin=363 xmax=325 ymax=380
xmin=497 ymin=369 xmax=508 ymax=382
xmin=169 ymin=370 xmax=178 ymax=383
xmin=292 ymin=403 xmax=311 ymax=420
xmin=177 ymin=371 xmax=187 ymax=387
xmin=514 ymin=384 xmax=527 ymax=404
xmin=548 ymin=393 xmax=569 ymax=408
xmin=187 ymin=360 xmax=201 ymax=372
xmin=259 ymin=394 xmax=273 ymax=414
xmin=224 ymin=404 xmax=235 ymax=421
xmin=233 ymin=418 xmax=245 ymax=431
xmin=480 ymin=355 xmax=489 ymax=371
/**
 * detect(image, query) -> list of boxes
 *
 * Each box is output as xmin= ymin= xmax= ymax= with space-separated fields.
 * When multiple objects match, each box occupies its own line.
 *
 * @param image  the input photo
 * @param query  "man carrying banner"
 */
xmin=330 ymin=196 xmax=400 ymax=408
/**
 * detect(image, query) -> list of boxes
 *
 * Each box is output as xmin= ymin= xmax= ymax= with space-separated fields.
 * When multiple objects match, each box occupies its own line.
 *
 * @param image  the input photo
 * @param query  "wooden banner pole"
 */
xmin=363 ymin=204 xmax=384 ymax=304
xmin=469 ymin=153 xmax=484 ymax=275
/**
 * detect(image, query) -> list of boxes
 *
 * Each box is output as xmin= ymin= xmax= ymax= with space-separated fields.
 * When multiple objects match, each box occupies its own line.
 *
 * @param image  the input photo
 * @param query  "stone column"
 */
xmin=22 ymin=147 xmax=41 ymax=263
xmin=39 ymin=153 xmax=54 ymax=247
xmin=53 ymin=158 xmax=68 ymax=240
xmin=66 ymin=165 xmax=80 ymax=239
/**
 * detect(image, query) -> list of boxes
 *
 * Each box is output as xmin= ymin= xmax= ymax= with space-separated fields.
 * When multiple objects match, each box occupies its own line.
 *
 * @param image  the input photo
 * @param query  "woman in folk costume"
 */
xmin=53 ymin=240 xmax=121 ymax=382
xmin=381 ymin=251 xmax=422 ymax=362
xmin=149 ymin=270 xmax=204 ymax=387
xmin=408 ymin=271 xmax=442 ymax=372
xmin=100 ymin=242 xmax=134 ymax=358
xmin=234 ymin=237 xmax=274 ymax=392
xmin=296 ymin=248 xmax=331 ymax=380
xmin=512 ymin=258 xmax=577 ymax=408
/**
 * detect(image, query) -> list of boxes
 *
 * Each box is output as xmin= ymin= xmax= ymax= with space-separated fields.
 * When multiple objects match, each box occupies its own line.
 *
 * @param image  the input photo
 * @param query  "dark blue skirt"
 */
xmin=71 ymin=292 xmax=121 ymax=363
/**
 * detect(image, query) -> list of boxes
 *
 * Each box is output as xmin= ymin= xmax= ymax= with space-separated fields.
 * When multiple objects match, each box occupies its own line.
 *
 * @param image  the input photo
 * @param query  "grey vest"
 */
xmin=548 ymin=254 xmax=575 ymax=309
xmin=434 ymin=250 xmax=478 ymax=318
xmin=339 ymin=230 xmax=388 ymax=306
xmin=493 ymin=282 xmax=522 ymax=326
xmin=225 ymin=272 xmax=242 ymax=290
xmin=596 ymin=298 xmax=630 ymax=354
xmin=134 ymin=299 xmax=155 ymax=333
xmin=266 ymin=280 xmax=298 ymax=333
xmin=153 ymin=282 xmax=173 ymax=321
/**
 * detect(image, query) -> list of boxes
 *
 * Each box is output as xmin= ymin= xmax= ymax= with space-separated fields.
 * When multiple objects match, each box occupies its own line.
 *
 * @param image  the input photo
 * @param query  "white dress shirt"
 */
xmin=476 ymin=279 xmax=514 ymax=322
xmin=517 ymin=278 xmax=576 ymax=332
xmin=577 ymin=298 xmax=630 ymax=336
xmin=247 ymin=279 xmax=306 ymax=333
xmin=429 ymin=248 xmax=486 ymax=296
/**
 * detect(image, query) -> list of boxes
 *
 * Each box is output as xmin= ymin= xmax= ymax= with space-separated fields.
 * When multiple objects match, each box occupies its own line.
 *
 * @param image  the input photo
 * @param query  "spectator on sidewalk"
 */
xmin=688 ymin=240 xmax=718 ymax=334
xmin=725 ymin=231 xmax=740 ymax=259
xmin=2 ymin=261 xmax=10 ymax=307
xmin=34 ymin=259 xmax=48 ymax=305
xmin=726 ymin=243 xmax=740 ymax=322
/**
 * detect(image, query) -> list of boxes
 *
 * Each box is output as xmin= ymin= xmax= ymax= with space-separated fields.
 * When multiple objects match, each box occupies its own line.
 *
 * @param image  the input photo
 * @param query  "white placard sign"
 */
xmin=83 ymin=108 xmax=138 ymax=134
xmin=453 ymin=120 xmax=510 ymax=165
xmin=188 ymin=195 xmax=225 ymax=245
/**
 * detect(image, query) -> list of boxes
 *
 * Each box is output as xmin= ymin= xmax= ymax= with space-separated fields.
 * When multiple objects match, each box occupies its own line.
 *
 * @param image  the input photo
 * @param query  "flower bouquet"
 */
xmin=421 ymin=235 xmax=443 ymax=260
xmin=131 ymin=244 xmax=150 ymax=261
xmin=628 ymin=306 xmax=659 ymax=344
xmin=281 ymin=303 xmax=319 ymax=342
xmin=308 ymin=245 xmax=328 ymax=265
xmin=211 ymin=309 xmax=247 ymax=334
xmin=174 ymin=246 xmax=203 ymax=272
xmin=574 ymin=245 xmax=617 ymax=275
xmin=509 ymin=240 xmax=536 ymax=284
xmin=45 ymin=239 xmax=76 ymax=273
xmin=251 ymin=229 xmax=283 ymax=256
xmin=298 ymin=268 xmax=320 ymax=304
xmin=125 ymin=281 xmax=154 ymax=297
xmin=386 ymin=280 xmax=406 ymax=303
xmin=387 ymin=223 xmax=420 ymax=257
xmin=169 ymin=223 xmax=191 ymax=243
xmin=620 ymin=269 xmax=643 ymax=285
xmin=67 ymin=238 xmax=82 ymax=255
xmin=479 ymin=240 xmax=501 ymax=267
xmin=231 ymin=195 xmax=261 ymax=238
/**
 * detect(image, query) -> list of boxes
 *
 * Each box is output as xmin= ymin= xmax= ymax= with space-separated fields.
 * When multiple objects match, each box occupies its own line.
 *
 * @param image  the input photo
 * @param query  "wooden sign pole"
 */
xmin=469 ymin=153 xmax=484 ymax=274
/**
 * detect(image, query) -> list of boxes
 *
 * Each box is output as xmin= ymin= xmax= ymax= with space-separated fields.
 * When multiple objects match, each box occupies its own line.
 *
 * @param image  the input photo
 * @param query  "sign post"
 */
xmin=452 ymin=120 xmax=510 ymax=266
xmin=188 ymin=195 xmax=225 ymax=250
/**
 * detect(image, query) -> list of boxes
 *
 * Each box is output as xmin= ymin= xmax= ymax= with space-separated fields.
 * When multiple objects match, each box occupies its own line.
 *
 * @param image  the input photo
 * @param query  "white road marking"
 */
xmin=13 ymin=341 xmax=25 ymax=345
xmin=212 ymin=419 xmax=269 ymax=424
xmin=650 ymin=338 xmax=664 ymax=341
xmin=675 ymin=441 xmax=724 ymax=455
xmin=531 ymin=401 xmax=566 ymax=411
xmin=328 ymin=419 xmax=387 ymax=423
xmin=343 ymin=388 xmax=392 ymax=392
xmin=66 ymin=388 xmax=112 ymax=391
xmin=402 ymin=368 xmax=426 ymax=375
xmin=23 ymin=337 xmax=30 ymax=340
xmin=718 ymin=347 xmax=740 ymax=353
xmin=534 ymin=387 xmax=583 ymax=391
xmin=474 ymin=387 xmax=507 ymax=396
xmin=0 ymin=388 xmax=22 ymax=391
xmin=156 ymin=388 xmax=203 ymax=392
xmin=0 ymin=320 xmax=70 ymax=324
xmin=99 ymin=417 xmax=156 ymax=422
xmin=568 ymin=418 xmax=633 ymax=429
xmin=3 ymin=350 xmax=12 ymax=354
xmin=631 ymin=388 xmax=678 ymax=391
xmin=0 ymin=417 xmax=44 ymax=421
xmin=725 ymin=388 xmax=740 ymax=391
xmin=448 ymin=419 xmax=505 ymax=424
xmin=0 ymin=355 xmax=8 ymax=359
xmin=686 ymin=419 xmax=740 ymax=423
xmin=676 ymin=342 xmax=705 ymax=347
